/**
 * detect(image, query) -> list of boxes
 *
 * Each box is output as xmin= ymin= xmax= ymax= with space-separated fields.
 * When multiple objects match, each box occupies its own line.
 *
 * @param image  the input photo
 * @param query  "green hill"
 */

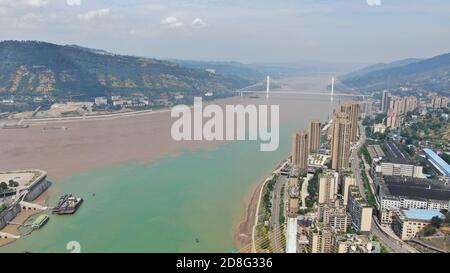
xmin=341 ymin=53 xmax=450 ymax=94
xmin=0 ymin=41 xmax=252 ymax=100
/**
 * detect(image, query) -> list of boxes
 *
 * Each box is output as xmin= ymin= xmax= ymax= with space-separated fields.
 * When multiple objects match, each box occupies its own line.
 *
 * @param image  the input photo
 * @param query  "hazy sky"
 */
xmin=0 ymin=0 xmax=449 ymax=64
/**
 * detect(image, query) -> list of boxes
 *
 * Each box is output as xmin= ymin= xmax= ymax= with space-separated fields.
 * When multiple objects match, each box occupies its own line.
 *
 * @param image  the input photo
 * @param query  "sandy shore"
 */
xmin=233 ymin=160 xmax=288 ymax=252
xmin=233 ymin=174 xmax=266 ymax=251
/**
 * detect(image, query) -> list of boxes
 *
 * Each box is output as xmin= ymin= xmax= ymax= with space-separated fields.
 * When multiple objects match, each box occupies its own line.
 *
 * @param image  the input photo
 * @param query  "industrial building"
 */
xmin=375 ymin=175 xmax=450 ymax=224
xmin=423 ymin=148 xmax=450 ymax=178
xmin=373 ymin=158 xmax=424 ymax=178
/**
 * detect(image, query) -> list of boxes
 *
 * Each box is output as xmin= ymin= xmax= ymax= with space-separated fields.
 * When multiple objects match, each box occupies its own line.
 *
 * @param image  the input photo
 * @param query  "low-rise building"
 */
xmin=393 ymin=208 xmax=445 ymax=240
xmin=94 ymin=96 xmax=108 ymax=106
xmin=374 ymin=158 xmax=424 ymax=178
xmin=373 ymin=123 xmax=386 ymax=134
xmin=333 ymin=234 xmax=373 ymax=253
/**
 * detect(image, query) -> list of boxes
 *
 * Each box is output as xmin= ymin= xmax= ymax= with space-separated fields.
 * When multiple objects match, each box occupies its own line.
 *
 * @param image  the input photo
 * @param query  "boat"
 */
xmin=52 ymin=194 xmax=83 ymax=215
xmin=31 ymin=214 xmax=49 ymax=229
xmin=2 ymin=124 xmax=29 ymax=129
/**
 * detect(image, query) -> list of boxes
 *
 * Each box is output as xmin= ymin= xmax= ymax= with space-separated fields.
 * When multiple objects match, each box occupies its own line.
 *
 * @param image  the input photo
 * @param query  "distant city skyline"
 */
xmin=0 ymin=0 xmax=450 ymax=64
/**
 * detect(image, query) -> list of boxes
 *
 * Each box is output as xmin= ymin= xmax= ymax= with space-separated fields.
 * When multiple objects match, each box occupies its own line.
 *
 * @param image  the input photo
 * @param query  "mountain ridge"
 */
xmin=341 ymin=53 xmax=450 ymax=94
xmin=0 ymin=40 xmax=253 ymax=99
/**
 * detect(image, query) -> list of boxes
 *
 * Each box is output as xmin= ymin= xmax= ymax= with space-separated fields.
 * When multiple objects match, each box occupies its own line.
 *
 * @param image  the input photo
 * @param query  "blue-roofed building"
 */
xmin=423 ymin=148 xmax=450 ymax=178
xmin=393 ymin=208 xmax=446 ymax=240
xmin=403 ymin=208 xmax=445 ymax=221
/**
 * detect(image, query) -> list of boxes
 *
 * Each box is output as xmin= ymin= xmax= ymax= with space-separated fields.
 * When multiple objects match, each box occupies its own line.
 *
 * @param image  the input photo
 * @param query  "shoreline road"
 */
xmin=251 ymin=160 xmax=289 ymax=253
xmin=270 ymin=175 xmax=287 ymax=253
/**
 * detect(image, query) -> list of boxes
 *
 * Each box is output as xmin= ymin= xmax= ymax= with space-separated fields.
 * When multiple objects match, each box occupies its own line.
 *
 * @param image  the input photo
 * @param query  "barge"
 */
xmin=2 ymin=124 xmax=29 ymax=129
xmin=53 ymin=194 xmax=83 ymax=215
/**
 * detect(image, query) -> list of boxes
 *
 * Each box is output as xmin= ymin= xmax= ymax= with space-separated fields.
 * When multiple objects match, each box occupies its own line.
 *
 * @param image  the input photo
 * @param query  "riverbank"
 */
xmin=233 ymin=159 xmax=289 ymax=252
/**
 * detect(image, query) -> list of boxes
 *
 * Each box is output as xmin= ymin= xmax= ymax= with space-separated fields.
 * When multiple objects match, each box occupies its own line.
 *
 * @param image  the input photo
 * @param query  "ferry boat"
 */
xmin=32 ymin=215 xmax=49 ymax=229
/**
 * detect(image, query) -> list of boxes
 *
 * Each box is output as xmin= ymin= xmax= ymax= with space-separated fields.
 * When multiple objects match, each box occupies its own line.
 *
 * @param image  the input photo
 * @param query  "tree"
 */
xmin=0 ymin=182 xmax=8 ymax=192
xmin=0 ymin=203 xmax=7 ymax=213
xmin=430 ymin=216 xmax=443 ymax=228
xmin=8 ymin=180 xmax=19 ymax=187
xmin=423 ymin=225 xmax=437 ymax=237
xmin=442 ymin=153 xmax=450 ymax=165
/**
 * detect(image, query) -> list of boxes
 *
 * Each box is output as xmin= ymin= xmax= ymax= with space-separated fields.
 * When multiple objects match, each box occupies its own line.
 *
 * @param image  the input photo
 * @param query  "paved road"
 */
xmin=350 ymin=124 xmax=366 ymax=198
xmin=371 ymin=216 xmax=418 ymax=253
xmin=251 ymin=160 xmax=289 ymax=253
xmin=270 ymin=175 xmax=287 ymax=253
xmin=351 ymin=124 xmax=416 ymax=253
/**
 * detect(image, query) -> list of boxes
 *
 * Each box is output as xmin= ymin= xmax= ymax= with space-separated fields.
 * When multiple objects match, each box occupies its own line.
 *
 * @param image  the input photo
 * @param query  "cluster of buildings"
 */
xmin=431 ymin=95 xmax=449 ymax=109
xmin=286 ymin=92 xmax=450 ymax=253
xmin=289 ymin=100 xmax=383 ymax=253
xmin=298 ymin=171 xmax=375 ymax=253
xmin=367 ymin=139 xmax=450 ymax=242
xmin=95 ymin=95 xmax=150 ymax=108
xmin=291 ymin=101 xmax=360 ymax=175
xmin=378 ymin=91 xmax=449 ymax=131
xmin=376 ymin=175 xmax=449 ymax=224
xmin=291 ymin=119 xmax=321 ymax=175
xmin=381 ymin=91 xmax=419 ymax=129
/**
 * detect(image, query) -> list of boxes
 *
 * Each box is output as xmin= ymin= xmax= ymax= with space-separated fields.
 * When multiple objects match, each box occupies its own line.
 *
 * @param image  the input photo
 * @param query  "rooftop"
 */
xmin=423 ymin=148 xmax=450 ymax=176
xmin=382 ymin=157 xmax=415 ymax=165
xmin=384 ymin=142 xmax=407 ymax=159
xmin=402 ymin=208 xmax=445 ymax=221
xmin=33 ymin=214 xmax=49 ymax=226
xmin=381 ymin=175 xmax=450 ymax=201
